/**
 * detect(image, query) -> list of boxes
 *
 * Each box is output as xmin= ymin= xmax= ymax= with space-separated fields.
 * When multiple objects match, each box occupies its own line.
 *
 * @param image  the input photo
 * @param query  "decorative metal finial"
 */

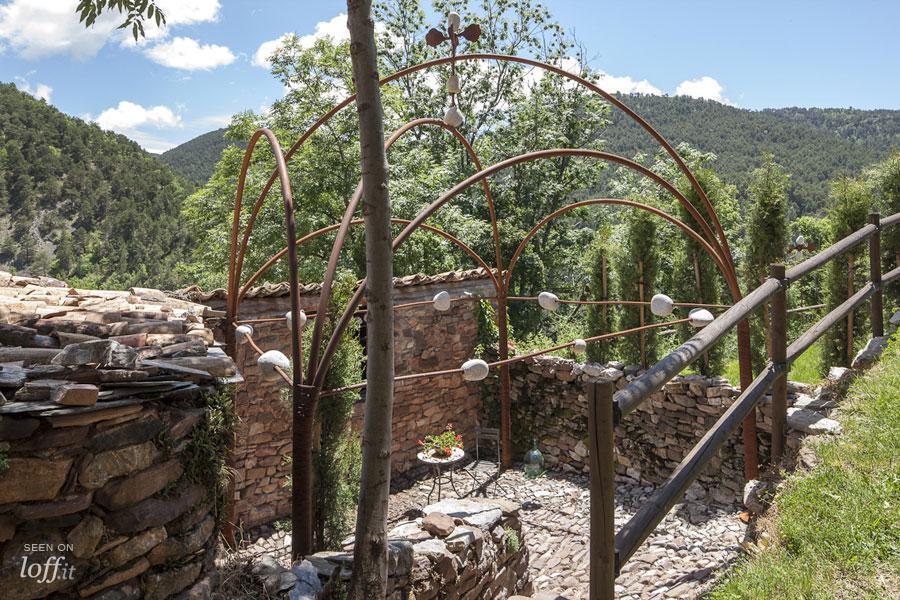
xmin=426 ymin=12 xmax=482 ymax=128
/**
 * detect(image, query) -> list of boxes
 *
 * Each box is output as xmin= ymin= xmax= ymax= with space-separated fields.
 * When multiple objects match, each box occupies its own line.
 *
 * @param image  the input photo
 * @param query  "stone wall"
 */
xmin=264 ymin=497 xmax=531 ymax=599
xmin=0 ymin=283 xmax=236 ymax=599
xmin=199 ymin=271 xmax=494 ymax=529
xmin=493 ymin=356 xmax=792 ymax=503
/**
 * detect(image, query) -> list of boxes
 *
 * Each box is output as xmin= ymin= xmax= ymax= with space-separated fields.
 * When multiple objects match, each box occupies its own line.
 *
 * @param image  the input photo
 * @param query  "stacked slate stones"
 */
xmin=0 ymin=272 xmax=238 ymax=599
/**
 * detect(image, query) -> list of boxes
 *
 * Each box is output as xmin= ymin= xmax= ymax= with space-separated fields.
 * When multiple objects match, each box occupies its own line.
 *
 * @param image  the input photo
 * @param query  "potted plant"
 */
xmin=417 ymin=423 xmax=464 ymax=459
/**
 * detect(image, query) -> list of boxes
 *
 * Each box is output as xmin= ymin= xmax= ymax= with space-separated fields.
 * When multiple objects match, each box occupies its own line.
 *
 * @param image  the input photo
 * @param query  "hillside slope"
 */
xmin=603 ymin=95 xmax=900 ymax=213
xmin=0 ymin=83 xmax=192 ymax=288
xmin=159 ymin=127 xmax=237 ymax=185
xmin=165 ymin=98 xmax=900 ymax=214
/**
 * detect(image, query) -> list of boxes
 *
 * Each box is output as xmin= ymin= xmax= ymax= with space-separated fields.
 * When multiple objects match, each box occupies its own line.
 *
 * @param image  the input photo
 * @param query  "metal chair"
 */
xmin=463 ymin=426 xmax=506 ymax=497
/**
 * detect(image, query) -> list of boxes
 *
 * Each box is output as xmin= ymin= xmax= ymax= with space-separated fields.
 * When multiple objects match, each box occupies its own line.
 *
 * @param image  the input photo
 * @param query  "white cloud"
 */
xmin=93 ymin=100 xmax=180 ymax=130
xmin=145 ymin=36 xmax=235 ymax=70
xmin=0 ymin=0 xmax=222 ymax=60
xmin=253 ymin=33 xmax=292 ymax=69
xmin=254 ymin=14 xmax=387 ymax=69
xmin=675 ymin=76 xmax=735 ymax=105
xmin=0 ymin=0 xmax=119 ymax=59
xmin=120 ymin=0 xmax=221 ymax=47
xmin=597 ymin=71 xmax=662 ymax=95
xmin=89 ymin=101 xmax=183 ymax=153
xmin=15 ymin=76 xmax=52 ymax=103
xmin=156 ymin=0 xmax=220 ymax=25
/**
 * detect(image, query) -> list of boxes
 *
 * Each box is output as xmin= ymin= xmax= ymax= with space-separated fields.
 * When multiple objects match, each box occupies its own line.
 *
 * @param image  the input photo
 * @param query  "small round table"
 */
xmin=417 ymin=447 xmax=465 ymax=504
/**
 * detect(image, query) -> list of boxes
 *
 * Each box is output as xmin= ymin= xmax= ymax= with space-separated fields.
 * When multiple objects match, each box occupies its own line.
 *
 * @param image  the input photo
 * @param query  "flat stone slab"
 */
xmin=422 ymin=498 xmax=503 ymax=529
xmin=787 ymin=407 xmax=843 ymax=435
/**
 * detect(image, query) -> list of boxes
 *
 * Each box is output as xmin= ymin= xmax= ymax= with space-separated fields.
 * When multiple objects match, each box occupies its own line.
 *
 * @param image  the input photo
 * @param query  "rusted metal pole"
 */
xmin=869 ymin=213 xmax=884 ymax=337
xmin=769 ymin=264 xmax=787 ymax=462
xmin=497 ymin=293 xmax=513 ymax=468
xmin=588 ymin=380 xmax=616 ymax=600
xmin=638 ymin=260 xmax=646 ymax=368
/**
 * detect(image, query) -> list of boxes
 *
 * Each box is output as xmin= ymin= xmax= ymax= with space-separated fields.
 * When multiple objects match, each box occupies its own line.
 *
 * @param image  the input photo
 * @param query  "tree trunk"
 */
xmin=346 ymin=2 xmax=394 ymax=599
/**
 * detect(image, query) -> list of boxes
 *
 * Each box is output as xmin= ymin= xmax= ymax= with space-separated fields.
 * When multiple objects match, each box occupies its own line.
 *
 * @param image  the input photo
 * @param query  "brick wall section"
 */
xmin=217 ymin=276 xmax=494 ymax=529
xmin=495 ymin=356 xmax=783 ymax=503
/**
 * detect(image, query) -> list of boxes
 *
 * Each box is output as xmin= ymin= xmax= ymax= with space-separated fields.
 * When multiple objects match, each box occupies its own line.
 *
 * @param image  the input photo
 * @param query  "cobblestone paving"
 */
xmin=233 ymin=467 xmax=749 ymax=599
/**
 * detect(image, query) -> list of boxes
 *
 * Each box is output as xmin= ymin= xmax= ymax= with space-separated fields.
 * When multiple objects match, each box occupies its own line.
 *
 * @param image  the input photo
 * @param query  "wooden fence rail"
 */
xmin=588 ymin=211 xmax=900 ymax=599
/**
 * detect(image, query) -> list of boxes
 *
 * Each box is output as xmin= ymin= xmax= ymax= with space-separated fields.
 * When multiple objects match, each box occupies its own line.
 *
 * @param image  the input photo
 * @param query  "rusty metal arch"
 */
xmin=242 ymin=217 xmax=499 ymax=299
xmin=312 ymin=147 xmax=740 ymax=391
xmin=235 ymin=118 xmax=501 ymax=306
xmin=504 ymin=198 xmax=732 ymax=289
xmin=228 ymin=53 xmax=735 ymax=310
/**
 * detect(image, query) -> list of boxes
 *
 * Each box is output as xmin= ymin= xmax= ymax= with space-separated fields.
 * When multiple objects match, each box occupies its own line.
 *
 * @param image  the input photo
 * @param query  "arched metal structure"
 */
xmin=224 ymin=51 xmax=755 ymax=559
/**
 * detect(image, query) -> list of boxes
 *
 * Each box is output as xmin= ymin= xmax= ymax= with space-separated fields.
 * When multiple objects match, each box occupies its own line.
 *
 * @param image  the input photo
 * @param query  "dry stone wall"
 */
xmin=257 ymin=497 xmax=530 ymax=600
xmin=495 ymin=356 xmax=793 ymax=502
xmin=0 ymin=282 xmax=236 ymax=599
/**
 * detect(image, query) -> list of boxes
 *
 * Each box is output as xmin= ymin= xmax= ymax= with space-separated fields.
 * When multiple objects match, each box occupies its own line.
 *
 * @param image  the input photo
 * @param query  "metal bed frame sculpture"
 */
xmin=222 ymin=18 xmax=755 ymax=560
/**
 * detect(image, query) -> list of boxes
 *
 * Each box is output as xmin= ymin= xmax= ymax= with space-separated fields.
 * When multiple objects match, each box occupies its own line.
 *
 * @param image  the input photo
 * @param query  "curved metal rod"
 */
xmin=228 ymin=53 xmax=735 ymax=309
xmin=505 ymin=198 xmax=731 ymax=290
xmin=313 ymin=148 xmax=733 ymax=391
xmin=227 ymin=128 xmax=302 ymax=386
xmin=318 ymin=317 xmax=691 ymax=397
xmin=240 ymin=217 xmax=499 ymax=302
xmin=303 ymin=118 xmax=501 ymax=380
xmin=394 ymin=149 xmax=726 ymax=271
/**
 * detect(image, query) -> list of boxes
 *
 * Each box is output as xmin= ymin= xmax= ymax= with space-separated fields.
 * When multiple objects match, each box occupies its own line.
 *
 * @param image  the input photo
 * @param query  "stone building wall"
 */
xmin=0 ymin=282 xmax=235 ymax=599
xmin=273 ymin=497 xmax=531 ymax=599
xmin=494 ymin=356 xmax=788 ymax=503
xmin=195 ymin=270 xmax=495 ymax=529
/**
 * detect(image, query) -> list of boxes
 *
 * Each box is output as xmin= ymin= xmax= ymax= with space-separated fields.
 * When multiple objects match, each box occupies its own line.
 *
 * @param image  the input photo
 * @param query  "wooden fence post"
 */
xmin=768 ymin=264 xmax=787 ymax=462
xmin=869 ymin=212 xmax=884 ymax=337
xmin=588 ymin=380 xmax=616 ymax=600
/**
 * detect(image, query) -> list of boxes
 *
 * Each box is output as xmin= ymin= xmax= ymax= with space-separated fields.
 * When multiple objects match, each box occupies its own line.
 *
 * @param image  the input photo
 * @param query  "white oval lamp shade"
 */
xmin=461 ymin=358 xmax=490 ymax=381
xmin=258 ymin=350 xmax=291 ymax=380
xmin=446 ymin=74 xmax=461 ymax=94
xmin=688 ymin=308 xmax=715 ymax=328
xmin=433 ymin=291 xmax=452 ymax=311
xmin=286 ymin=310 xmax=308 ymax=331
xmin=443 ymin=105 xmax=465 ymax=128
xmin=537 ymin=291 xmax=560 ymax=311
xmin=650 ymin=293 xmax=675 ymax=317
xmin=572 ymin=338 xmax=587 ymax=354
xmin=235 ymin=324 xmax=254 ymax=344
xmin=795 ymin=234 xmax=806 ymax=247
xmin=448 ymin=11 xmax=461 ymax=29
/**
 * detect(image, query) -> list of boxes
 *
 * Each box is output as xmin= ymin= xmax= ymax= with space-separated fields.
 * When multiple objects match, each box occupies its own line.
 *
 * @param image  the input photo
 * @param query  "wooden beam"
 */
xmin=869 ymin=213 xmax=884 ymax=338
xmin=769 ymin=264 xmax=787 ymax=462
xmin=588 ymin=380 xmax=616 ymax=599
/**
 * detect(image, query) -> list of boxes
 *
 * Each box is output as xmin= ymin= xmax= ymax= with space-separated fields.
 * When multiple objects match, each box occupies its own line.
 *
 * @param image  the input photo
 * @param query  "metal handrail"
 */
xmin=590 ymin=212 xmax=899 ymax=597
xmin=614 ymin=216 xmax=896 ymax=416
xmin=614 ymin=263 xmax=900 ymax=565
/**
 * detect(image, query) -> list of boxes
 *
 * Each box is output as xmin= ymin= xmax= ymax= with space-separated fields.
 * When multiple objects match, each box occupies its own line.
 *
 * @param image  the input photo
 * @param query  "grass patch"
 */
xmin=709 ymin=337 xmax=900 ymax=599
xmin=723 ymin=339 xmax=824 ymax=387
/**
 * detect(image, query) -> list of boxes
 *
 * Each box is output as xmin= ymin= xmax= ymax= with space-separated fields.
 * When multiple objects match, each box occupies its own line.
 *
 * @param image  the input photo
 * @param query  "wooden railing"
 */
xmin=587 ymin=211 xmax=900 ymax=598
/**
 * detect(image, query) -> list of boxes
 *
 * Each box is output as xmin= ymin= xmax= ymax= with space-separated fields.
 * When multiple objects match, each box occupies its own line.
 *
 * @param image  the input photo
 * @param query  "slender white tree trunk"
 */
xmin=346 ymin=1 xmax=394 ymax=598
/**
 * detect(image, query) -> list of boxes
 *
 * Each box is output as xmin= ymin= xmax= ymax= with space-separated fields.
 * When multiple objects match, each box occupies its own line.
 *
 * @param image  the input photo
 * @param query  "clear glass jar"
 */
xmin=523 ymin=438 xmax=544 ymax=479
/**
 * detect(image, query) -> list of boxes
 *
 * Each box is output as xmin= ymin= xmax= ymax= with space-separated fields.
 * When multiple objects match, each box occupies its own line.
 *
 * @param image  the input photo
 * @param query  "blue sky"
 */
xmin=1 ymin=0 xmax=897 ymax=153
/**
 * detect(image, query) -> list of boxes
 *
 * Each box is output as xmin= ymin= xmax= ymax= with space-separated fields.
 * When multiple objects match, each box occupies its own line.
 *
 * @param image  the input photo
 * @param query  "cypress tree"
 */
xmin=586 ymin=224 xmax=615 ymax=365
xmin=673 ymin=169 xmax=736 ymax=376
xmin=615 ymin=210 xmax=659 ymax=368
xmin=742 ymin=154 xmax=789 ymax=373
xmin=822 ymin=177 xmax=871 ymax=369
xmin=865 ymin=151 xmax=900 ymax=307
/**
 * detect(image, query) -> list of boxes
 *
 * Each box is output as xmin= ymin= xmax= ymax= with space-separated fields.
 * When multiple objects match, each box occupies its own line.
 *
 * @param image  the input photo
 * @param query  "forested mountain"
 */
xmin=167 ymin=97 xmax=899 ymax=215
xmin=159 ymin=127 xmax=237 ymax=185
xmin=602 ymin=95 xmax=900 ymax=214
xmin=0 ymin=83 xmax=192 ymax=288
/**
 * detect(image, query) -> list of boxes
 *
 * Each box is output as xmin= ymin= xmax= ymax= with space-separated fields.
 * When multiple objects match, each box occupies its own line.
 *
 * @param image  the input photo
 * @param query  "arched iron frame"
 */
xmin=224 ymin=53 xmax=756 ymax=558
